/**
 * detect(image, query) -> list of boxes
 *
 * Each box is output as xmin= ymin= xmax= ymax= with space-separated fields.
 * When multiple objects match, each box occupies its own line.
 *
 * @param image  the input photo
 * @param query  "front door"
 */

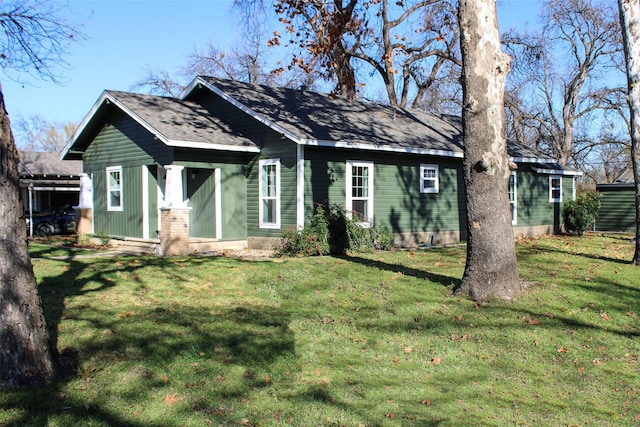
xmin=186 ymin=168 xmax=216 ymax=238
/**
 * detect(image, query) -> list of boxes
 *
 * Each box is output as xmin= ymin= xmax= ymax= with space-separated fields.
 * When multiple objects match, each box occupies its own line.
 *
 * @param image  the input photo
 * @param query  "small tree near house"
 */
xmin=562 ymin=192 xmax=601 ymax=236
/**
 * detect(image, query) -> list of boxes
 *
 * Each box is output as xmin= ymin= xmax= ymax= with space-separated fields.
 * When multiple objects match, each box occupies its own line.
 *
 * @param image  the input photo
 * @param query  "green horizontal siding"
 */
xmin=515 ymin=170 xmax=569 ymax=231
xmin=175 ymin=149 xmax=252 ymax=240
xmin=303 ymin=147 xmax=466 ymax=236
xmin=91 ymin=165 xmax=143 ymax=238
xmin=82 ymin=109 xmax=173 ymax=168
xmin=246 ymin=136 xmax=298 ymax=237
xmin=595 ymin=185 xmax=635 ymax=232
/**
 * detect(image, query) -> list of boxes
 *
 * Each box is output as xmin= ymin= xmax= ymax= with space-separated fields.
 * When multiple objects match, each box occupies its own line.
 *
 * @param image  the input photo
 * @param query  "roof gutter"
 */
xmin=302 ymin=139 xmax=464 ymax=157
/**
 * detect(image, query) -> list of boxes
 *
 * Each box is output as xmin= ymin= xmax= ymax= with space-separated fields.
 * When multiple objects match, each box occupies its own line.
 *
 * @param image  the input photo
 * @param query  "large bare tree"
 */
xmin=13 ymin=114 xmax=76 ymax=153
xmin=503 ymin=0 xmax=624 ymax=168
xmin=0 ymin=0 xmax=80 ymax=388
xmin=133 ymin=1 xmax=317 ymax=95
xmin=271 ymin=0 xmax=362 ymax=100
xmin=268 ymin=0 xmax=462 ymax=107
xmin=618 ymin=0 xmax=640 ymax=265
xmin=453 ymin=0 xmax=520 ymax=301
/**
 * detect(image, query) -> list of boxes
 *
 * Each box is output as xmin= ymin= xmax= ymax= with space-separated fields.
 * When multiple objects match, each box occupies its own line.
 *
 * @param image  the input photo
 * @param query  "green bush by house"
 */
xmin=276 ymin=202 xmax=393 ymax=256
xmin=563 ymin=192 xmax=601 ymax=235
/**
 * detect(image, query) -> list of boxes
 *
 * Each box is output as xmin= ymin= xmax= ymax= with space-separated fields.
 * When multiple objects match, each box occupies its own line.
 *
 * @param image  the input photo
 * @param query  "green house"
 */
xmin=62 ymin=76 xmax=580 ymax=255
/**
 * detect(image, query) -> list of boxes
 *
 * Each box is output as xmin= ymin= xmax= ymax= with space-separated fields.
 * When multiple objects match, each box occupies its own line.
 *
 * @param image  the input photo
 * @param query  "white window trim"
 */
xmin=509 ymin=171 xmax=517 ymax=225
xmin=346 ymin=160 xmax=374 ymax=227
xmin=259 ymin=158 xmax=281 ymax=229
xmin=549 ymin=175 xmax=562 ymax=203
xmin=420 ymin=164 xmax=439 ymax=194
xmin=106 ymin=166 xmax=123 ymax=211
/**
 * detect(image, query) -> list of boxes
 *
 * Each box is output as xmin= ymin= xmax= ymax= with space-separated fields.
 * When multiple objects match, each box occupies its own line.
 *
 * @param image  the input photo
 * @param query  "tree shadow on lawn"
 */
xmin=341 ymin=254 xmax=461 ymax=289
xmin=518 ymin=239 xmax=635 ymax=266
xmin=11 ymin=255 xmax=413 ymax=426
xmin=3 ymin=256 xmax=300 ymax=426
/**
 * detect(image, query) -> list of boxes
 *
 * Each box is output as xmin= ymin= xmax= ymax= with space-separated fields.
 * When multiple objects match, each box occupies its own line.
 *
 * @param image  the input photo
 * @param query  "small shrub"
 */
xmin=563 ymin=192 xmax=601 ymax=236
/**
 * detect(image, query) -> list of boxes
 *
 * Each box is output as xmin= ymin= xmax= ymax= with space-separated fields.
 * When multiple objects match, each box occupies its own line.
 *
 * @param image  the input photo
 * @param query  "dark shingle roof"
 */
xmin=105 ymin=90 xmax=258 ymax=151
xmin=195 ymin=76 xmax=558 ymax=161
xmin=19 ymin=150 xmax=82 ymax=177
xmin=196 ymin=77 xmax=464 ymax=155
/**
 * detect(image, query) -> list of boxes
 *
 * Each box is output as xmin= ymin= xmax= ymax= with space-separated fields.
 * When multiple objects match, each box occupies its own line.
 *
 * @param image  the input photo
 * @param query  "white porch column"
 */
xmin=76 ymin=173 xmax=93 ymax=209
xmin=74 ymin=173 xmax=94 ymax=235
xmin=163 ymin=165 xmax=186 ymax=208
xmin=159 ymin=165 xmax=190 ymax=256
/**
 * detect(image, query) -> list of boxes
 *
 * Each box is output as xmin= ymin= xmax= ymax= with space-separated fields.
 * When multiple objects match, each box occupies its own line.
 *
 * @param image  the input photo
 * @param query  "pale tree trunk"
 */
xmin=618 ymin=0 xmax=640 ymax=265
xmin=454 ymin=0 xmax=521 ymax=301
xmin=0 ymin=89 xmax=58 ymax=388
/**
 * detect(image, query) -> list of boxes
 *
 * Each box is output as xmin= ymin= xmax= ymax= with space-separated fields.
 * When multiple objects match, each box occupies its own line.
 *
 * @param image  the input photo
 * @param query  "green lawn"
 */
xmin=28 ymin=235 xmax=104 ymax=259
xmin=2 ymin=234 xmax=639 ymax=426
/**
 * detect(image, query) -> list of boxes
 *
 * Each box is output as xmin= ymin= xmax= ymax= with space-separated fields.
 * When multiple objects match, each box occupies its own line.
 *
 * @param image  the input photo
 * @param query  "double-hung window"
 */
xmin=509 ymin=171 xmax=517 ymax=225
xmin=106 ymin=166 xmax=123 ymax=211
xmin=420 ymin=164 xmax=439 ymax=193
xmin=259 ymin=159 xmax=280 ymax=228
xmin=549 ymin=175 xmax=562 ymax=203
xmin=346 ymin=161 xmax=374 ymax=226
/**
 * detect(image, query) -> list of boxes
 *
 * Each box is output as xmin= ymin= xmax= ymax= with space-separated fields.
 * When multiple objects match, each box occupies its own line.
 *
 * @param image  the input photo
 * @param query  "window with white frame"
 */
xmin=509 ymin=171 xmax=517 ymax=225
xmin=259 ymin=159 xmax=280 ymax=228
xmin=549 ymin=175 xmax=562 ymax=203
xmin=346 ymin=161 xmax=374 ymax=226
xmin=420 ymin=164 xmax=439 ymax=193
xmin=106 ymin=166 xmax=123 ymax=211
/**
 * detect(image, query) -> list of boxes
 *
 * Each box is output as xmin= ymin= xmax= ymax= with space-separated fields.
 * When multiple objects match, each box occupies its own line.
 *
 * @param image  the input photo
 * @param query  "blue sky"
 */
xmin=3 ymin=0 xmax=541 ymax=147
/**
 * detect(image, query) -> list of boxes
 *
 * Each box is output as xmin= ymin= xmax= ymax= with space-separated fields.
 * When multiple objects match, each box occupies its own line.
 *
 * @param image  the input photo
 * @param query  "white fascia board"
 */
xmin=510 ymin=157 xmax=556 ymax=164
xmin=61 ymin=91 xmax=112 ymax=159
xmin=509 ymin=157 xmax=558 ymax=165
xmin=166 ymin=139 xmax=260 ymax=153
xmin=184 ymin=77 xmax=302 ymax=144
xmin=178 ymin=78 xmax=200 ymax=99
xmin=62 ymin=91 xmax=172 ymax=161
xmin=535 ymin=168 xmax=583 ymax=176
xmin=105 ymin=93 xmax=171 ymax=144
xmin=301 ymin=139 xmax=464 ymax=158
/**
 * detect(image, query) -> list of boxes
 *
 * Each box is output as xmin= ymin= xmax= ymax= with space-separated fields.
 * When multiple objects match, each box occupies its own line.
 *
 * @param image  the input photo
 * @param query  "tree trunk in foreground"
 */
xmin=618 ymin=0 xmax=640 ymax=266
xmin=453 ymin=0 xmax=521 ymax=301
xmin=0 ymin=89 xmax=58 ymax=388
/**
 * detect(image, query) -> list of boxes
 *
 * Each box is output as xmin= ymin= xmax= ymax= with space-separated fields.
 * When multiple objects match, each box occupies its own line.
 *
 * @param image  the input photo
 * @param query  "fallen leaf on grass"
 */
xmin=601 ymin=312 xmax=610 ymax=321
xmin=385 ymin=413 xmax=395 ymax=419
xmin=431 ymin=357 xmax=441 ymax=364
xmin=525 ymin=318 xmax=540 ymax=325
xmin=162 ymin=374 xmax=169 ymax=384
xmin=450 ymin=333 xmax=470 ymax=341
xmin=165 ymin=394 xmax=179 ymax=406
xmin=592 ymin=358 xmax=602 ymax=365
xmin=420 ymin=399 xmax=431 ymax=405
xmin=404 ymin=346 xmax=413 ymax=353
xmin=557 ymin=347 xmax=569 ymax=353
